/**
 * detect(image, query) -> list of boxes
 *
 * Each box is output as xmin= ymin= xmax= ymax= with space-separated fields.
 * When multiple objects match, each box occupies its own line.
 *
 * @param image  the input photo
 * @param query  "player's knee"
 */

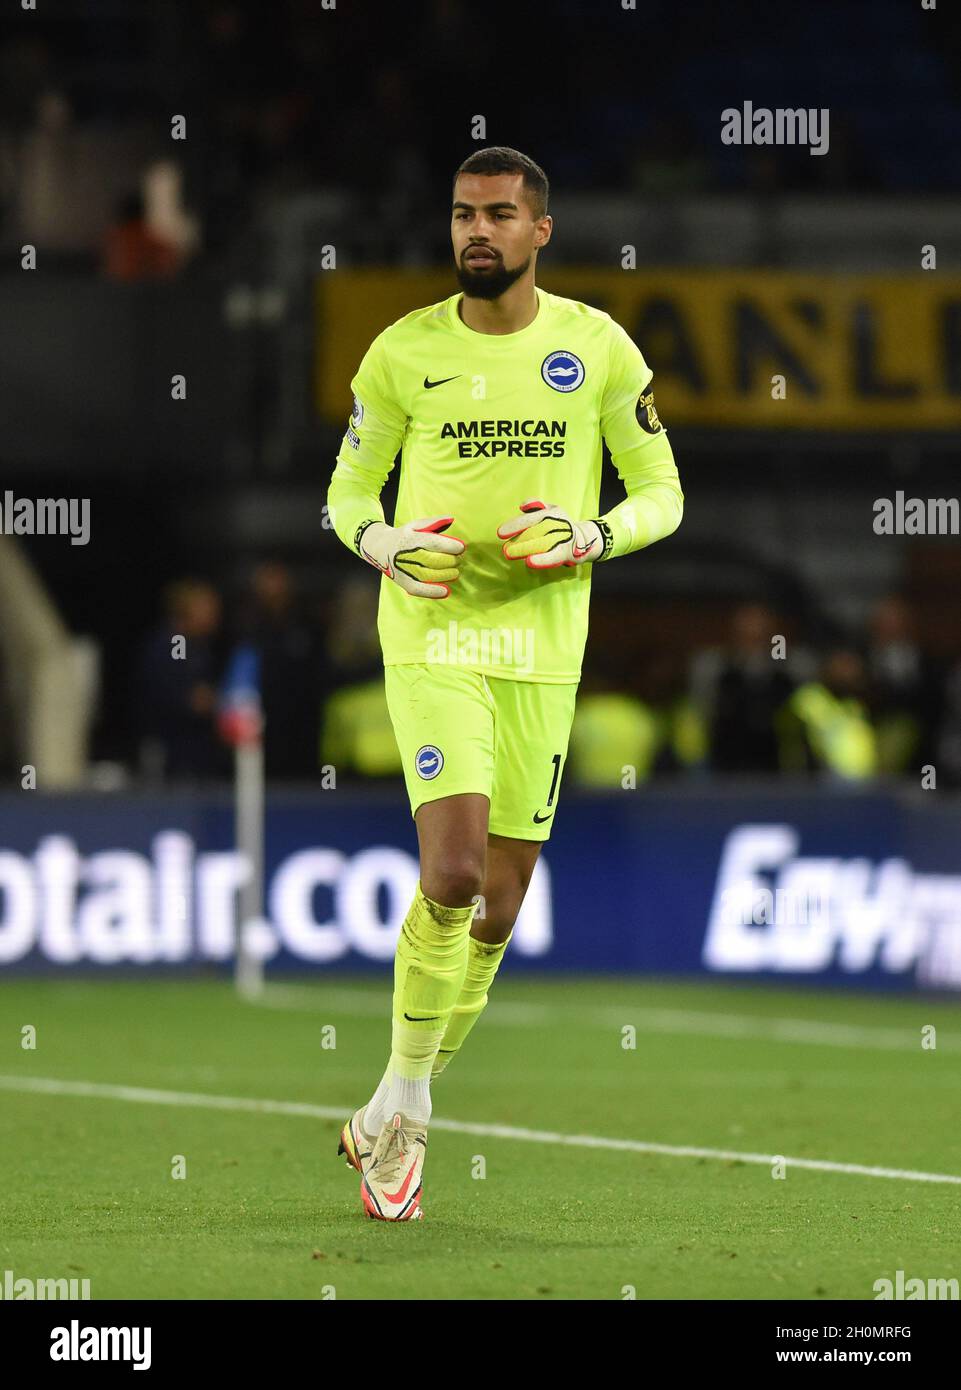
xmin=425 ymin=858 xmax=485 ymax=909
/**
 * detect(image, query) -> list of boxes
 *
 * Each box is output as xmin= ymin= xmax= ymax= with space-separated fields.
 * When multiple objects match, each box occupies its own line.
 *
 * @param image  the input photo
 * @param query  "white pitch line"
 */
xmin=253 ymin=984 xmax=961 ymax=1053
xmin=1 ymin=1074 xmax=959 ymax=1187
xmin=592 ymin=1006 xmax=960 ymax=1052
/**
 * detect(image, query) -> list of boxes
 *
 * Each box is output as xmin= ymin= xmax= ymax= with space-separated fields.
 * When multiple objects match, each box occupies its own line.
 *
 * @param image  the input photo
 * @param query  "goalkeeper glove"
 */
xmin=355 ymin=516 xmax=466 ymax=598
xmin=497 ymin=499 xmax=605 ymax=569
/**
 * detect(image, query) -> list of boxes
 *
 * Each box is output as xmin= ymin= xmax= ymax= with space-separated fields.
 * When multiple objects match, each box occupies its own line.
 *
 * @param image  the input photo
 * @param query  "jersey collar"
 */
xmin=447 ymin=286 xmax=547 ymax=342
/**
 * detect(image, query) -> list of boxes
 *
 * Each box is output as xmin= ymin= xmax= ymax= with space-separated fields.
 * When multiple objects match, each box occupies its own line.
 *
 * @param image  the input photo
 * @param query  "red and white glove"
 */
xmin=497 ymin=499 xmax=603 ymax=569
xmin=355 ymin=516 xmax=466 ymax=598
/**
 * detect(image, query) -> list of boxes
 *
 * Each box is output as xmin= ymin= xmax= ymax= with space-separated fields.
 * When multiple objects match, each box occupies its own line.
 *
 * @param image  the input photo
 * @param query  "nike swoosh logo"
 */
xmin=360 ymin=545 xmax=392 ymax=579
xmin=424 ymin=375 xmax=461 ymax=389
xmin=532 ymin=810 xmax=554 ymax=824
xmin=384 ymin=1161 xmax=419 ymax=1206
xmin=404 ymin=1012 xmax=442 ymax=1021
xmin=572 ymin=542 xmax=593 ymax=559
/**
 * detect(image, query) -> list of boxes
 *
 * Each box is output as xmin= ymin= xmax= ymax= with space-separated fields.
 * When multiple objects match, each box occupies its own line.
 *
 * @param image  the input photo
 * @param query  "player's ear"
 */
xmin=534 ymin=214 xmax=552 ymax=250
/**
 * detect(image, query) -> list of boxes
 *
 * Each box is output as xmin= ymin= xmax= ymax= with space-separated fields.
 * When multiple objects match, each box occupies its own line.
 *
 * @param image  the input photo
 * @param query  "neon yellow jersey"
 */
xmin=328 ymin=287 xmax=683 ymax=683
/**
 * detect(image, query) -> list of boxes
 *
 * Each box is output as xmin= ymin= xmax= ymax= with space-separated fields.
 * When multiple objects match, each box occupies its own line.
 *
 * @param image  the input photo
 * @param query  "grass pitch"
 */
xmin=1 ymin=975 xmax=959 ymax=1300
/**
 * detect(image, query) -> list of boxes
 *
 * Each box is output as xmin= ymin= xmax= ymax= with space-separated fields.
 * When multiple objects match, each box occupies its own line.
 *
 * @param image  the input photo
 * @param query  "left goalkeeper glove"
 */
xmin=497 ymin=499 xmax=604 ymax=569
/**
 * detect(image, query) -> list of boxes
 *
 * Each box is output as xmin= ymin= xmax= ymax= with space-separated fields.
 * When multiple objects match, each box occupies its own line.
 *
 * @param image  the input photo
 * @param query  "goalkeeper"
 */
xmin=326 ymin=146 xmax=683 ymax=1222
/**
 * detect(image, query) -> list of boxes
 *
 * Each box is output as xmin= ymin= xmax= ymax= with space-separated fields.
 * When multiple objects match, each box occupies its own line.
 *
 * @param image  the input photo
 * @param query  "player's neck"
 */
xmin=458 ymin=279 xmax=539 ymax=336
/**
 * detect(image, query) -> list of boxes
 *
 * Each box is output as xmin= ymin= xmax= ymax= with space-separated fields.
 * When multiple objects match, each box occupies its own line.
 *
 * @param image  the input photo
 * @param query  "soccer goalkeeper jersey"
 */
xmin=328 ymin=287 xmax=683 ymax=683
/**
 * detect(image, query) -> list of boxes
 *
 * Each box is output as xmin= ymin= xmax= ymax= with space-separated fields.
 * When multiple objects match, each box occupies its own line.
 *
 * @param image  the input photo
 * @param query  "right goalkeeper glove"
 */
xmin=354 ymin=516 xmax=466 ymax=599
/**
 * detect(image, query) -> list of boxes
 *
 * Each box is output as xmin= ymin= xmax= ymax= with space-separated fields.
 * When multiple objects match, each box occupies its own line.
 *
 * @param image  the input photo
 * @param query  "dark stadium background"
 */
xmin=0 ymin=0 xmax=958 ymax=791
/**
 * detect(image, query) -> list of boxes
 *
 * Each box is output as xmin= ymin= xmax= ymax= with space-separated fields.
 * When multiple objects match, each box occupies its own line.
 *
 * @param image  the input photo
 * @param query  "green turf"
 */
xmin=1 ymin=975 xmax=959 ymax=1300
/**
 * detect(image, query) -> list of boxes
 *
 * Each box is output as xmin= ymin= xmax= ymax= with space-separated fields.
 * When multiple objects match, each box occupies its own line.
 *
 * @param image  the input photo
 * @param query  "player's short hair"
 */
xmin=453 ymin=147 xmax=549 ymax=219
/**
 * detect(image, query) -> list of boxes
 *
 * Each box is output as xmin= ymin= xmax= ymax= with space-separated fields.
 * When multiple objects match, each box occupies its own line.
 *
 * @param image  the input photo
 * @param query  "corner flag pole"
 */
xmin=234 ymin=730 xmax=265 ymax=998
xmin=218 ymin=643 xmax=266 ymax=998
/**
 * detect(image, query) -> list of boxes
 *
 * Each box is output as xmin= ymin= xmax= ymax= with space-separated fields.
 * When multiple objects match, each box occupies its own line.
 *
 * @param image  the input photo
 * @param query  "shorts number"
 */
xmin=546 ymin=752 xmax=561 ymax=808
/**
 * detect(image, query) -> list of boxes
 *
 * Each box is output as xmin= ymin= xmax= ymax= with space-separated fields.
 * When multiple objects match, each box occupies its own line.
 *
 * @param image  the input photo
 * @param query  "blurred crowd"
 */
xmin=571 ymin=597 xmax=952 ymax=787
xmin=130 ymin=567 xmax=961 ymax=790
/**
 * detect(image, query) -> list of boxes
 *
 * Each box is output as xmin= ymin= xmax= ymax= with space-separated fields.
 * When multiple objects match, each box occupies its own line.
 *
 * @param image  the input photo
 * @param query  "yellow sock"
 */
xmin=387 ymin=881 xmax=479 ymax=1112
xmin=431 ymin=931 xmax=512 ymax=1078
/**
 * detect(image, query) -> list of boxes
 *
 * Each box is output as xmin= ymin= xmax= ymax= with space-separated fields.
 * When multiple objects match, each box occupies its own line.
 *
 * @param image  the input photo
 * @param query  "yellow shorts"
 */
xmin=384 ymin=664 xmax=579 ymax=841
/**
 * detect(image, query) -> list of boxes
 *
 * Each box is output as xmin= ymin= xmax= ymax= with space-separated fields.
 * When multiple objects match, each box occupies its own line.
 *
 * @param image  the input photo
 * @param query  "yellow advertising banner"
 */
xmin=315 ymin=270 xmax=961 ymax=431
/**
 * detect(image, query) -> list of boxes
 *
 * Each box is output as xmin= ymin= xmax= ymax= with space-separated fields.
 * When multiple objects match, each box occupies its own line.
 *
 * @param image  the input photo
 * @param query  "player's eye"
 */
xmin=496 ymin=212 xmax=513 ymax=219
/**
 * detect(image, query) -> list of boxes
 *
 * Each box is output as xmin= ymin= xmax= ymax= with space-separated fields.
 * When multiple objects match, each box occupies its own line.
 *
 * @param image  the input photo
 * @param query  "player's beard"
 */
xmin=456 ymin=252 xmax=531 ymax=300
